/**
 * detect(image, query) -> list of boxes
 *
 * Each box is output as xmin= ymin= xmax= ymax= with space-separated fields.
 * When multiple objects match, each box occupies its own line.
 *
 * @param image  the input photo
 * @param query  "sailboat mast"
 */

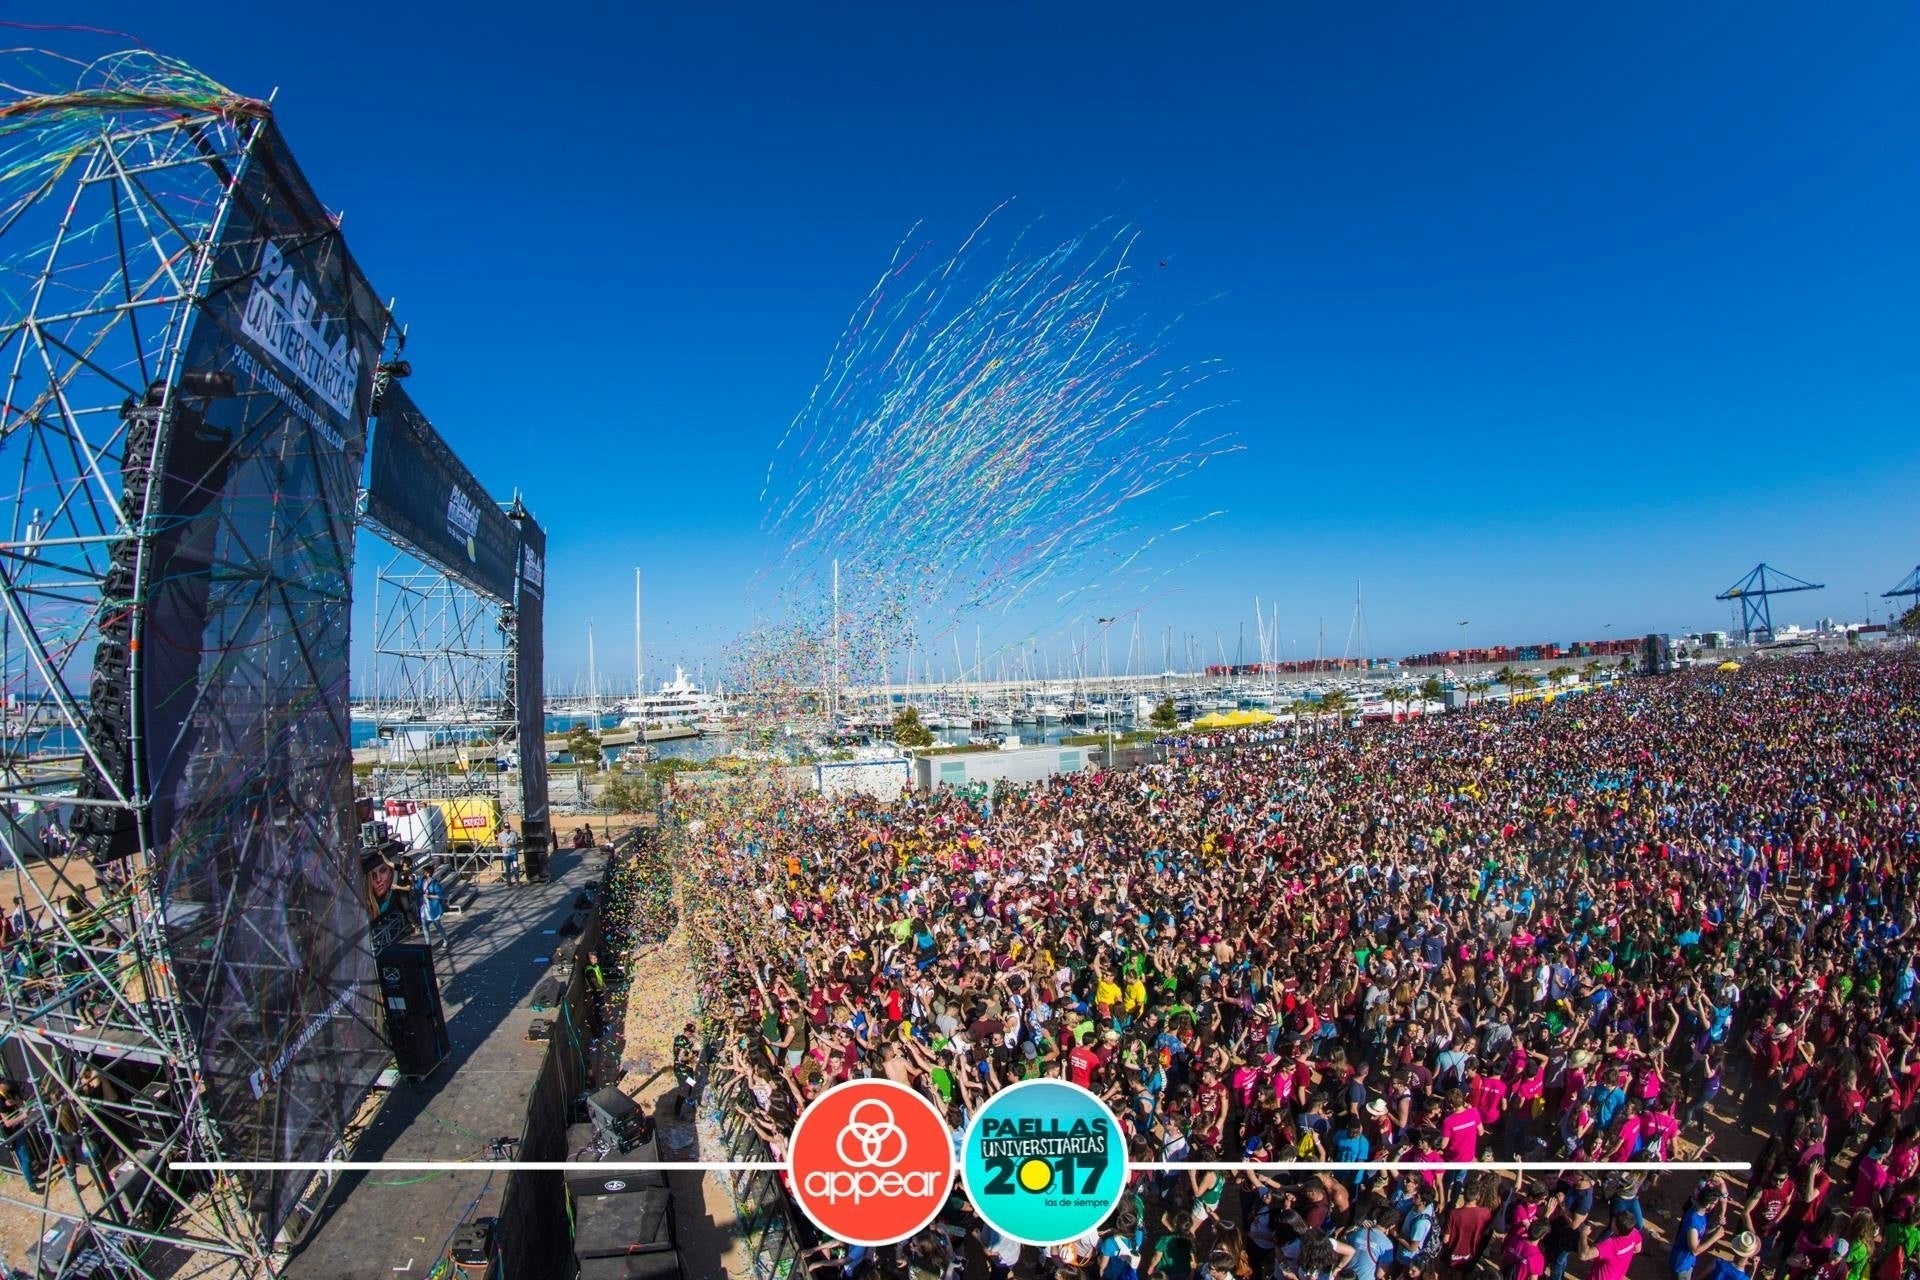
xmin=634 ymin=567 xmax=643 ymax=698
xmin=831 ymin=558 xmax=841 ymax=723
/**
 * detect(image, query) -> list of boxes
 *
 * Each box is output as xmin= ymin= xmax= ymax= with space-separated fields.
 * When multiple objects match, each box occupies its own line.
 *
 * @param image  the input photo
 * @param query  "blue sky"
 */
xmin=48 ymin=2 xmax=1920 ymax=685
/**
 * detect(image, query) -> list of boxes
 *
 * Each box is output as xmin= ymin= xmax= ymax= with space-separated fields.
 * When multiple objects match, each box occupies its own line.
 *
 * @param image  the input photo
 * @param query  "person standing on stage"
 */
xmin=418 ymin=875 xmax=449 ymax=952
xmin=499 ymin=824 xmax=521 ymax=884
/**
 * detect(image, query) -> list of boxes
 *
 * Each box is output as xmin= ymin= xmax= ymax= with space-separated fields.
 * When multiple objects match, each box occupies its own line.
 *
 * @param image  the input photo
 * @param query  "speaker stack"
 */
xmin=375 ymin=942 xmax=450 ymax=1080
xmin=570 ymin=1165 xmax=680 ymax=1280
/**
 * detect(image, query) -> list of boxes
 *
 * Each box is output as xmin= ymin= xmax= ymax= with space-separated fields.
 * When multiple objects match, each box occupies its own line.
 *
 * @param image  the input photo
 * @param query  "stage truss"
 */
xmin=0 ymin=56 xmax=290 ymax=1279
xmin=1 ymin=48 xmax=555 ymax=1279
xmin=363 ymin=544 xmax=519 ymax=807
xmin=0 ymin=47 xmax=556 ymax=1278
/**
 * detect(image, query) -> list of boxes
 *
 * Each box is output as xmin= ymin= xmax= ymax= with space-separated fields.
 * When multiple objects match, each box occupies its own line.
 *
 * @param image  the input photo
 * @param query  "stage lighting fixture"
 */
xmin=178 ymin=370 xmax=238 ymax=399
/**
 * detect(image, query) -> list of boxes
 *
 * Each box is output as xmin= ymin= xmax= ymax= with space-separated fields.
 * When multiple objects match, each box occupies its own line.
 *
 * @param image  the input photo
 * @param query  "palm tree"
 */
xmin=1493 ymin=664 xmax=1517 ymax=692
xmin=1548 ymin=665 xmax=1576 ymax=687
xmin=1580 ymin=660 xmax=1601 ymax=684
xmin=1420 ymin=675 xmax=1444 ymax=706
xmin=1382 ymin=685 xmax=1410 ymax=715
xmin=1467 ymin=679 xmax=1492 ymax=711
xmin=1287 ymin=699 xmax=1315 ymax=734
xmin=1318 ymin=689 xmax=1352 ymax=731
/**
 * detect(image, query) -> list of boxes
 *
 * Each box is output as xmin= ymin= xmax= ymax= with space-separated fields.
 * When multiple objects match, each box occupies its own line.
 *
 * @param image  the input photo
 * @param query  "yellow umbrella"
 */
xmin=1717 ymin=660 xmax=1741 ymax=672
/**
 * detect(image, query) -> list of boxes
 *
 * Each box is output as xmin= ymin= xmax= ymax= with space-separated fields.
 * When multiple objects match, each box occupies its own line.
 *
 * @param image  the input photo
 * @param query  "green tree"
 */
xmin=892 ymin=705 xmax=935 ymax=749
xmin=1382 ymin=685 xmax=1410 ymax=713
xmin=600 ymin=770 xmax=656 ymax=813
xmin=1580 ymin=660 xmax=1601 ymax=684
xmin=1149 ymin=695 xmax=1180 ymax=730
xmin=566 ymin=724 xmax=604 ymax=772
xmin=1317 ymin=689 xmax=1351 ymax=729
xmin=1900 ymin=603 xmax=1920 ymax=633
xmin=1547 ymin=665 xmax=1575 ymax=686
xmin=1493 ymin=665 xmax=1517 ymax=691
xmin=1420 ymin=675 xmax=1444 ymax=705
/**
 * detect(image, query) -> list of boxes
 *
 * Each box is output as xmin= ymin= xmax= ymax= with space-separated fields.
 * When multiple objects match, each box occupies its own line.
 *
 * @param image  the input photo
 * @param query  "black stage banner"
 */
xmin=140 ymin=120 xmax=389 ymax=1241
xmin=512 ymin=513 xmax=550 ymax=851
xmin=365 ymin=382 xmax=518 ymax=602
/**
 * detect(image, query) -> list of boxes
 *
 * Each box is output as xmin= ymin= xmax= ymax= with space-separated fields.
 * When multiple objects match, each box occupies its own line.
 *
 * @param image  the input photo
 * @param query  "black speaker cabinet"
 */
xmin=447 ymin=1218 xmax=497 ymax=1277
xmin=375 ymin=942 xmax=450 ymax=1080
xmin=585 ymin=1085 xmax=651 ymax=1149
xmin=575 ymin=1252 xmax=684 ymax=1280
xmin=572 ymin=1182 xmax=675 ymax=1260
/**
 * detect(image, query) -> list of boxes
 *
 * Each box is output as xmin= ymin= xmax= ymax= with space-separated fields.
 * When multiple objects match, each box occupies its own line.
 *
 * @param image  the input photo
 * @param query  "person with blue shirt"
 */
xmin=1332 ymin=1117 xmax=1371 ymax=1188
xmin=417 ymin=874 xmax=449 ymax=952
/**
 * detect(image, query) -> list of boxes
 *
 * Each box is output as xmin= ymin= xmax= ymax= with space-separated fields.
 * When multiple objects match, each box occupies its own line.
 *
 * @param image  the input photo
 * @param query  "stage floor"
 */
xmin=284 ymin=845 xmax=603 ymax=1280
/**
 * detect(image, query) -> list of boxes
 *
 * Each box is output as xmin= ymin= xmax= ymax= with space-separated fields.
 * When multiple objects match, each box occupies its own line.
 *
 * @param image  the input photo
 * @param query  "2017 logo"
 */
xmin=788 ymin=1079 xmax=954 ymax=1245
xmin=961 ymin=1079 xmax=1126 ymax=1246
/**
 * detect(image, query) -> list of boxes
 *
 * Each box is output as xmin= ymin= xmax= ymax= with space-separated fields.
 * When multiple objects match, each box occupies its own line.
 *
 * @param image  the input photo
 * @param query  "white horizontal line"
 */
xmin=171 ymin=1159 xmax=1747 ymax=1174
xmin=170 ymin=1161 xmax=786 ymax=1172
xmin=1131 ymin=1162 xmax=1749 ymax=1172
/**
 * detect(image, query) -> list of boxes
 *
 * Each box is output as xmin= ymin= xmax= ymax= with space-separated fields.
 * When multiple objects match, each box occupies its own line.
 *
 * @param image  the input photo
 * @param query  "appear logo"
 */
xmin=789 ymin=1078 xmax=953 ymax=1246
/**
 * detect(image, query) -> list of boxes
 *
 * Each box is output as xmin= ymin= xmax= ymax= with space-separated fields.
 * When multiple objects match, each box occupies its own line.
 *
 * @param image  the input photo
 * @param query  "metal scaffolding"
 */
xmin=363 ymin=548 xmax=518 ymax=807
xmin=0 ymin=59 xmax=285 ymax=1278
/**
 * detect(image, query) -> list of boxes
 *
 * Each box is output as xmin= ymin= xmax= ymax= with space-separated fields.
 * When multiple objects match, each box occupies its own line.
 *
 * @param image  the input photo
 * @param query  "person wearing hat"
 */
xmin=1693 ymin=1231 xmax=1761 ymax=1280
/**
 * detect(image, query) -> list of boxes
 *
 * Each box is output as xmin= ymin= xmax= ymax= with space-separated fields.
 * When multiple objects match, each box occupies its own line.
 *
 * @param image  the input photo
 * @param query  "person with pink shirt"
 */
xmin=1576 ymin=1211 xmax=1642 ymax=1280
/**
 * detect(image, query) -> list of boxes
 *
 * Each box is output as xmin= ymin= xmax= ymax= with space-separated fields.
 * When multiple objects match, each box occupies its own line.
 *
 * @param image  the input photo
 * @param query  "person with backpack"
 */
xmin=1394 ymin=1182 xmax=1441 ymax=1273
xmin=1098 ymin=1195 xmax=1147 ymax=1280
xmin=1342 ymin=1212 xmax=1395 ymax=1280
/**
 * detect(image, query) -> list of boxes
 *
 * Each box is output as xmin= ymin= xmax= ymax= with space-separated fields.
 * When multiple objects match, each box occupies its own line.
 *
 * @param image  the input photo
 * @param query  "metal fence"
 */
xmin=704 ymin=1067 xmax=809 ymax=1280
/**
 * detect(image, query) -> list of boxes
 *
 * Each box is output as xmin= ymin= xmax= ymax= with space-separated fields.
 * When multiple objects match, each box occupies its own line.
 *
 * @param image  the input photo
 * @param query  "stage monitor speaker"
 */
xmin=447 ymin=1218 xmax=497 ymax=1277
xmin=572 ymin=1183 xmax=674 ymax=1260
xmin=586 ymin=1085 xmax=638 ymax=1132
xmin=375 ymin=942 xmax=450 ymax=1080
xmin=585 ymin=1085 xmax=653 ymax=1151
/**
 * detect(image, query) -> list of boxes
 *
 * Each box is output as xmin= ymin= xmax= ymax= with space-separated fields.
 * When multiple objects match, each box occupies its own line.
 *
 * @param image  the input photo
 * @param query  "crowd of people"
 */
xmin=674 ymin=649 xmax=1920 ymax=1280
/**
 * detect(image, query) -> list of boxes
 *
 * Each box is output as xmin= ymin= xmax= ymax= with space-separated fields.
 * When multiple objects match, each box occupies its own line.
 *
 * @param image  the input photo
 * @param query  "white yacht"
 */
xmin=616 ymin=666 xmax=721 ymax=729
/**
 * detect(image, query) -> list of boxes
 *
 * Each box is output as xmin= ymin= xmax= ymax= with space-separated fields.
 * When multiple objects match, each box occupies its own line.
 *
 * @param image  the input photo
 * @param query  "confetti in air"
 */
xmin=739 ymin=206 xmax=1239 ymax=716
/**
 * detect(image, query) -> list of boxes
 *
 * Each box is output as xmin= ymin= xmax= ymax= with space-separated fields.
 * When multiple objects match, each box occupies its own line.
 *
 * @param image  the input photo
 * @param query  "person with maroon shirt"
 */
xmin=1439 ymin=1178 xmax=1496 ymax=1280
xmin=1743 ymin=1164 xmax=1798 ymax=1266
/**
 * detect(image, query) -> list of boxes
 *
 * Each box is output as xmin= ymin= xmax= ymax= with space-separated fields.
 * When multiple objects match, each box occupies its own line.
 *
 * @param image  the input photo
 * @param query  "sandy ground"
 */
xmin=609 ymin=832 xmax=752 ymax=1280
